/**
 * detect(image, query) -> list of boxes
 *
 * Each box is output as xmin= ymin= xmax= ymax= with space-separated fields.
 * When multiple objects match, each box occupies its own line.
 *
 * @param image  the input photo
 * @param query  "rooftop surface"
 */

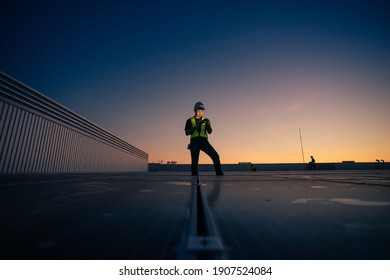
xmin=1 ymin=170 xmax=389 ymax=260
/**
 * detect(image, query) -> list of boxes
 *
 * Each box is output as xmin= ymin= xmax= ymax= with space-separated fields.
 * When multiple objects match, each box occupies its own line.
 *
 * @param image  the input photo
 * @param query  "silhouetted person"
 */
xmin=376 ymin=159 xmax=385 ymax=169
xmin=185 ymin=102 xmax=223 ymax=176
xmin=309 ymin=156 xmax=316 ymax=170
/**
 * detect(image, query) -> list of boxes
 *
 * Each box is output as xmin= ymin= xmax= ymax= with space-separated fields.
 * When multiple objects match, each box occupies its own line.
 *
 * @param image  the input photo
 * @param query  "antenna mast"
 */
xmin=299 ymin=128 xmax=305 ymax=165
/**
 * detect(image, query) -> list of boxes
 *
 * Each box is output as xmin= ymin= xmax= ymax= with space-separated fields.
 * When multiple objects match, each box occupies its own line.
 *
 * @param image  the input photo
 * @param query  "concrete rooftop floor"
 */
xmin=1 ymin=170 xmax=389 ymax=260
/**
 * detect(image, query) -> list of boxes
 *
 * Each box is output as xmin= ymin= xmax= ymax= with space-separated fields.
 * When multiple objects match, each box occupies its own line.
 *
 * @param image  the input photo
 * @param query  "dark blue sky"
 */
xmin=1 ymin=0 xmax=389 ymax=163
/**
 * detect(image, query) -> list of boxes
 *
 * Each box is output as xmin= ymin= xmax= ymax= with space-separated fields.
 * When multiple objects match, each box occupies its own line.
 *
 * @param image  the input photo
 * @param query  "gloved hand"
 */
xmin=185 ymin=127 xmax=196 ymax=135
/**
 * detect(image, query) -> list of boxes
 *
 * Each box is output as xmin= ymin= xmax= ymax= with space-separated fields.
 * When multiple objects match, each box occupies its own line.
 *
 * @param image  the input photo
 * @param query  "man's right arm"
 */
xmin=185 ymin=119 xmax=195 ymax=136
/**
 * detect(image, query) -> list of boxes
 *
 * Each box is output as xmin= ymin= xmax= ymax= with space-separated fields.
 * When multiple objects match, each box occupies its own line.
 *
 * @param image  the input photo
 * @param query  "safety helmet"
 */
xmin=194 ymin=101 xmax=205 ymax=111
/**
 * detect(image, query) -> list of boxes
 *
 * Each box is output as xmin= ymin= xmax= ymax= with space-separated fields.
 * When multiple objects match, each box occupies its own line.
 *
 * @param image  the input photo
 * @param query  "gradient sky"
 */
xmin=1 ymin=0 xmax=389 ymax=164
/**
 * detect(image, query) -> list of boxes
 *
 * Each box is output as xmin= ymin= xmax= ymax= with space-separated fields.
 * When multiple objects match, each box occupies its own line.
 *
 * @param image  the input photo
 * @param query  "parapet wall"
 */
xmin=149 ymin=162 xmax=388 ymax=172
xmin=0 ymin=72 xmax=148 ymax=173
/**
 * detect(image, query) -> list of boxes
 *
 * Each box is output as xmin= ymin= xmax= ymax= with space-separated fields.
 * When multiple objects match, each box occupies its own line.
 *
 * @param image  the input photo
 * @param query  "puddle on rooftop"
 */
xmin=292 ymin=198 xmax=390 ymax=206
xmin=166 ymin=182 xmax=191 ymax=186
xmin=311 ymin=186 xmax=329 ymax=189
xmin=331 ymin=198 xmax=390 ymax=206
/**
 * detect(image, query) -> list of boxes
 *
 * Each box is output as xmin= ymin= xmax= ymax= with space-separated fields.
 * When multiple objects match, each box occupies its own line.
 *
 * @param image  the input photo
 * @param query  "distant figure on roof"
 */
xmin=184 ymin=101 xmax=223 ymax=176
xmin=377 ymin=159 xmax=385 ymax=169
xmin=309 ymin=156 xmax=316 ymax=170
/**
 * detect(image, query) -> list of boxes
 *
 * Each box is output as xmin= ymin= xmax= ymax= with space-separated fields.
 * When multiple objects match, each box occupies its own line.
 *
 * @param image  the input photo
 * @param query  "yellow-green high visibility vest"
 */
xmin=191 ymin=117 xmax=208 ymax=138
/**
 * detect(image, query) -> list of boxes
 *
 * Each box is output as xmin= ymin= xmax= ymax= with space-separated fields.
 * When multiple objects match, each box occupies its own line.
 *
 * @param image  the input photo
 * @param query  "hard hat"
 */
xmin=194 ymin=101 xmax=205 ymax=111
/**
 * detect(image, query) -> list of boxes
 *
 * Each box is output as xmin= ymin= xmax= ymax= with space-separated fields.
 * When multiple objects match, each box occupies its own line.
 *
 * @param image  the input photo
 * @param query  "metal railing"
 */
xmin=0 ymin=72 xmax=148 ymax=173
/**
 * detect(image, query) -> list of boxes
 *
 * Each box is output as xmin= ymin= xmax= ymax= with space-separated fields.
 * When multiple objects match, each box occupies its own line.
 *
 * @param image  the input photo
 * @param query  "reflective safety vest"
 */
xmin=190 ymin=116 xmax=208 ymax=138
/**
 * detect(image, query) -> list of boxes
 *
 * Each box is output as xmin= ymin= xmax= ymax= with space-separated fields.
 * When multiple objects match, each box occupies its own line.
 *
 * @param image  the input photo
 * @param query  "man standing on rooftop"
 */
xmin=184 ymin=101 xmax=223 ymax=176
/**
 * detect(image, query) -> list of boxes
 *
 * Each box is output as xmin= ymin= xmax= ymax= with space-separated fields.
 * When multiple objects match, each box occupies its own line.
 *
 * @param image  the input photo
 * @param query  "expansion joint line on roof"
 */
xmin=178 ymin=175 xmax=226 ymax=260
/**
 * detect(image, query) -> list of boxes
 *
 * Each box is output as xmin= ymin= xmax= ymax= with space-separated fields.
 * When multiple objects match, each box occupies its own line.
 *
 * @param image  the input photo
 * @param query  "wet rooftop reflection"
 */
xmin=1 ymin=171 xmax=389 ymax=260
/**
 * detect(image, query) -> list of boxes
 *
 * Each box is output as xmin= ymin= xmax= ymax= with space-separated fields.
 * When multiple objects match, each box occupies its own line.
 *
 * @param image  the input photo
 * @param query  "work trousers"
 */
xmin=190 ymin=137 xmax=223 ymax=175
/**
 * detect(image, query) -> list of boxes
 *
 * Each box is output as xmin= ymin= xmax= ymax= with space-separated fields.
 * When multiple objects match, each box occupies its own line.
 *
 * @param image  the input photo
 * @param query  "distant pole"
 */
xmin=299 ymin=128 xmax=305 ymax=165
